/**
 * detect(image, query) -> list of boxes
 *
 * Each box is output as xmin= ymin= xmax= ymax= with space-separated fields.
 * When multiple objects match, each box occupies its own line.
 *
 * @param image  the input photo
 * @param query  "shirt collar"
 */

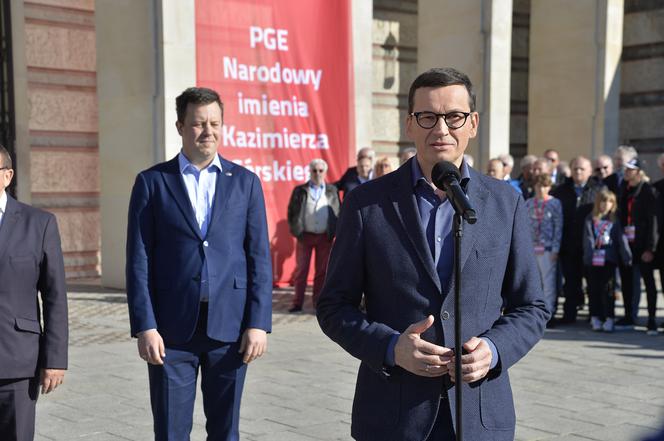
xmin=0 ymin=190 xmax=6 ymax=215
xmin=308 ymin=181 xmax=325 ymax=190
xmin=410 ymin=156 xmax=471 ymax=190
xmin=178 ymin=151 xmax=222 ymax=174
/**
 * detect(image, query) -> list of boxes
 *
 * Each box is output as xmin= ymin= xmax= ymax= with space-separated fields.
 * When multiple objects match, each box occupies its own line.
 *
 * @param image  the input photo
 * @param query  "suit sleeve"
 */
xmin=37 ymin=214 xmax=68 ymax=369
xmin=316 ymin=190 xmax=400 ymax=375
xmin=481 ymin=194 xmax=550 ymax=372
xmin=126 ymin=173 xmax=158 ymax=336
xmin=243 ymin=174 xmax=273 ymax=332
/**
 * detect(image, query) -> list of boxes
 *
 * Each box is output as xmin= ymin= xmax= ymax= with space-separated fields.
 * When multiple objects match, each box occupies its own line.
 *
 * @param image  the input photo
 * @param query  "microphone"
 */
xmin=431 ymin=161 xmax=477 ymax=224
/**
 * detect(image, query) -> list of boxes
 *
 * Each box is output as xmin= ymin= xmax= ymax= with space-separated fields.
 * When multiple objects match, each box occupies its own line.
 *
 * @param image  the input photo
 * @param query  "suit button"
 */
xmin=192 ymin=275 xmax=201 ymax=282
xmin=203 ymin=241 xmax=209 ymax=247
xmin=441 ymin=311 xmax=450 ymax=320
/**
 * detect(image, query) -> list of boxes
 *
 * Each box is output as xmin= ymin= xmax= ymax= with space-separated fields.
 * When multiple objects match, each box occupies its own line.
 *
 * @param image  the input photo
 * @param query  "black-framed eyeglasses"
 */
xmin=410 ymin=111 xmax=471 ymax=130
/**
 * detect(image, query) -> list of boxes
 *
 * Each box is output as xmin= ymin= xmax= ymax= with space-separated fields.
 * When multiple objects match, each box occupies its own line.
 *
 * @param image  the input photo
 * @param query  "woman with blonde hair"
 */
xmin=582 ymin=189 xmax=631 ymax=332
xmin=373 ymin=156 xmax=393 ymax=178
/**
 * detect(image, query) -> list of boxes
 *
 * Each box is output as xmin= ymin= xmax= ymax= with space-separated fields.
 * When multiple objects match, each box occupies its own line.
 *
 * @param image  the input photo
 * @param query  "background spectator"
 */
xmin=486 ymin=158 xmax=505 ymax=180
xmin=335 ymin=147 xmax=375 ymax=200
xmin=518 ymin=154 xmax=538 ymax=197
xmin=398 ymin=147 xmax=417 ymax=165
xmin=582 ymin=189 xmax=631 ymax=332
xmin=605 ymin=145 xmax=638 ymax=197
xmin=373 ymin=156 xmax=393 ymax=178
xmin=544 ymin=149 xmax=565 ymax=186
xmin=594 ymin=154 xmax=614 ymax=180
xmin=498 ymin=153 xmax=515 ymax=180
xmin=616 ymin=158 xmax=659 ymax=334
xmin=287 ymin=159 xmax=340 ymax=312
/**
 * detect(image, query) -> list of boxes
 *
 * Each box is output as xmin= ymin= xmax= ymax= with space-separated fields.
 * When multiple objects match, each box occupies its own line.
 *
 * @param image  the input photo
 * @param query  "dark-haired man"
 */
xmin=126 ymin=87 xmax=272 ymax=440
xmin=317 ymin=68 xmax=548 ymax=441
xmin=0 ymin=146 xmax=68 ymax=441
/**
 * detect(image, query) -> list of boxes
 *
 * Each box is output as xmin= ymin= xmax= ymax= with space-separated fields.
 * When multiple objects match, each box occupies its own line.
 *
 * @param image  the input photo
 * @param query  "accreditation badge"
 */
xmin=534 ymin=244 xmax=545 ymax=255
xmin=592 ymin=249 xmax=606 ymax=267
xmin=624 ymin=225 xmax=636 ymax=243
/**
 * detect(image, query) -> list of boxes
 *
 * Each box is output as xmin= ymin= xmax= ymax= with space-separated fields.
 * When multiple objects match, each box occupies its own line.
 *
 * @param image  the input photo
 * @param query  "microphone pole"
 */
xmin=431 ymin=161 xmax=477 ymax=441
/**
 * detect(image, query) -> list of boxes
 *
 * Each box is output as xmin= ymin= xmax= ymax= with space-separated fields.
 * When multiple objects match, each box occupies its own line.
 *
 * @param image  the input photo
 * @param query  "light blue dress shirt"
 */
xmin=308 ymin=181 xmax=325 ymax=201
xmin=178 ymin=152 xmax=222 ymax=302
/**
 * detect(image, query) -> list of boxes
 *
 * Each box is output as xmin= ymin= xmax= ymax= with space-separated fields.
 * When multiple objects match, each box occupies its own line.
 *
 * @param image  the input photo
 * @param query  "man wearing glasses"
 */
xmin=0 ymin=145 xmax=68 ymax=441
xmin=317 ymin=68 xmax=547 ymax=441
xmin=287 ymin=159 xmax=340 ymax=312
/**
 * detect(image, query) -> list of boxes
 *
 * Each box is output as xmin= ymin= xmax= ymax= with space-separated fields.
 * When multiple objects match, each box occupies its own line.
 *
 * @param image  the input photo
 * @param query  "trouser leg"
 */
xmin=640 ymin=262 xmax=658 ymax=321
xmin=312 ymin=235 xmax=333 ymax=308
xmin=0 ymin=377 xmax=38 ymax=441
xmin=619 ymin=264 xmax=634 ymax=321
xmin=292 ymin=235 xmax=314 ymax=308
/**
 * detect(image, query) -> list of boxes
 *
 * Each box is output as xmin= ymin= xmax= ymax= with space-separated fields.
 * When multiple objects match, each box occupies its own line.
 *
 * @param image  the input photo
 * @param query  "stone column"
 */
xmin=417 ymin=0 xmax=513 ymax=170
xmin=352 ymin=0 xmax=373 ymax=161
xmin=529 ymin=0 xmax=624 ymax=160
xmin=97 ymin=0 xmax=195 ymax=288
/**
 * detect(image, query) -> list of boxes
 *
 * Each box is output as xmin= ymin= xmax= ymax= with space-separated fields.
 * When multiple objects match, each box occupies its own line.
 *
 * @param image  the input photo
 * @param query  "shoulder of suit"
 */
xmin=10 ymin=197 xmax=56 ymax=222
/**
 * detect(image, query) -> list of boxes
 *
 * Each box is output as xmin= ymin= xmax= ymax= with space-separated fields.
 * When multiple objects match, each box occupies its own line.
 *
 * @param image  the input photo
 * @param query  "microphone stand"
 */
xmin=453 ymin=212 xmax=463 ymax=441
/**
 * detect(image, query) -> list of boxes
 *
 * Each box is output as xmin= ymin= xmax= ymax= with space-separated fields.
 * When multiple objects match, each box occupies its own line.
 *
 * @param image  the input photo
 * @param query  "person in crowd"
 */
xmin=558 ymin=161 xmax=571 ymax=180
xmin=125 ymin=87 xmax=272 ymax=440
xmin=594 ymin=154 xmax=614 ymax=180
xmin=605 ymin=145 xmax=638 ymax=197
xmin=373 ymin=156 xmax=394 ymax=178
xmin=287 ymin=159 xmax=340 ymax=313
xmin=498 ymin=153 xmax=515 ymax=180
xmin=544 ymin=149 xmax=566 ymax=186
xmin=524 ymin=173 xmax=563 ymax=320
xmin=582 ymin=189 xmax=631 ymax=332
xmin=551 ymin=156 xmax=605 ymax=323
xmin=399 ymin=147 xmax=417 ymax=165
xmin=317 ymin=67 xmax=548 ymax=441
xmin=335 ymin=147 xmax=375 ymax=200
xmin=518 ymin=154 xmax=538 ymax=198
xmin=616 ymin=158 xmax=659 ymax=334
xmin=486 ymin=158 xmax=505 ymax=179
xmin=0 ymin=145 xmax=68 ymax=441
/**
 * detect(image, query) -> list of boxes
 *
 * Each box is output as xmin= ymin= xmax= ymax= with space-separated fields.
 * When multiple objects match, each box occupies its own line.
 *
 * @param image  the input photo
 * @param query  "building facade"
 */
xmin=3 ymin=0 xmax=663 ymax=284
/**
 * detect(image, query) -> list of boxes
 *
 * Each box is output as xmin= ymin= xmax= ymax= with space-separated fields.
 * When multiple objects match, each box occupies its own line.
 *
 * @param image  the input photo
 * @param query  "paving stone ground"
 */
xmin=34 ymin=283 xmax=664 ymax=441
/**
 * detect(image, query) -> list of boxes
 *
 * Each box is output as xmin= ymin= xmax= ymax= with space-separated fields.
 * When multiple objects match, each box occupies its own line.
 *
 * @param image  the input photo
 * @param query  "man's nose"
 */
xmin=432 ymin=116 xmax=449 ymax=135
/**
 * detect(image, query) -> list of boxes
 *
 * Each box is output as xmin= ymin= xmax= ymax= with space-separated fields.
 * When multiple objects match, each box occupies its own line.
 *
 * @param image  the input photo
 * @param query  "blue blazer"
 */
xmin=317 ymin=158 xmax=548 ymax=441
xmin=126 ymin=155 xmax=272 ymax=344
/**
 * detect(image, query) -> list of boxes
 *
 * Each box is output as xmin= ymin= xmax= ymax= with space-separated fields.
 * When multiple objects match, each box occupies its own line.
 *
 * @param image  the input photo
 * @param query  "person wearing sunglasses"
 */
xmin=287 ymin=159 xmax=340 ymax=312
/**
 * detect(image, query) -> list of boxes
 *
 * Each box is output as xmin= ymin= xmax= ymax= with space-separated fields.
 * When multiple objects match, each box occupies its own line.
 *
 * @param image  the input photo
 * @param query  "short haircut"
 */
xmin=309 ymin=158 xmax=328 ymax=171
xmin=356 ymin=147 xmax=375 ymax=161
xmin=407 ymin=67 xmax=476 ymax=113
xmin=0 ymin=145 xmax=12 ymax=169
xmin=520 ymin=154 xmax=537 ymax=168
xmin=615 ymin=145 xmax=637 ymax=161
xmin=571 ymin=155 xmax=591 ymax=169
xmin=498 ymin=153 xmax=514 ymax=168
xmin=533 ymin=173 xmax=553 ymax=188
xmin=488 ymin=158 xmax=504 ymax=167
xmin=175 ymin=87 xmax=224 ymax=123
xmin=595 ymin=154 xmax=612 ymax=164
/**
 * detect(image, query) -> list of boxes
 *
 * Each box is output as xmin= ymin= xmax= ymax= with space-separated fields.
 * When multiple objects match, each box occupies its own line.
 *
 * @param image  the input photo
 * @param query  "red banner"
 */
xmin=195 ymin=0 xmax=354 ymax=286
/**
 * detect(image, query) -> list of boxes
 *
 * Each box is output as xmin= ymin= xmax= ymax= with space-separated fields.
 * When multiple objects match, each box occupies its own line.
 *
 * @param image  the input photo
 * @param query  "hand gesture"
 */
xmin=394 ymin=315 xmax=453 ymax=377
xmin=448 ymin=337 xmax=493 ymax=384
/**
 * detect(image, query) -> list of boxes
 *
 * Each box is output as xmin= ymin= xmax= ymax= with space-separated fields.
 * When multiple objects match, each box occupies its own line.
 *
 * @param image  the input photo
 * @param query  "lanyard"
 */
xmin=626 ymin=195 xmax=635 ymax=226
xmin=593 ymin=219 xmax=611 ymax=249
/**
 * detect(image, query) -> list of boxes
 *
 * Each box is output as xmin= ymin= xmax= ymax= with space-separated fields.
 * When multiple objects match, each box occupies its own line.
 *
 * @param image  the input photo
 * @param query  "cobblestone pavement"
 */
xmin=34 ymin=283 xmax=664 ymax=441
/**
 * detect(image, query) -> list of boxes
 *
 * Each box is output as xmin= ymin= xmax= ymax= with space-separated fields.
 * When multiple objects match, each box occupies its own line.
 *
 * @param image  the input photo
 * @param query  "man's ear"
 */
xmin=469 ymin=112 xmax=479 ymax=138
xmin=175 ymin=120 xmax=183 ymax=136
xmin=405 ymin=114 xmax=415 ymax=141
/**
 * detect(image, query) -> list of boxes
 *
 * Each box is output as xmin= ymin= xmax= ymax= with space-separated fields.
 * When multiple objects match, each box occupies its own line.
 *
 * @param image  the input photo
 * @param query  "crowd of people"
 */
xmin=289 ymin=145 xmax=664 ymax=336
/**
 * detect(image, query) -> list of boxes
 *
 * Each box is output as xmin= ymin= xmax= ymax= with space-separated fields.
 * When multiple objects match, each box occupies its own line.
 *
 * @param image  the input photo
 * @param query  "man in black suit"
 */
xmin=604 ymin=145 xmax=637 ymax=198
xmin=334 ymin=147 xmax=375 ymax=200
xmin=0 ymin=145 xmax=68 ymax=441
xmin=551 ymin=155 xmax=605 ymax=323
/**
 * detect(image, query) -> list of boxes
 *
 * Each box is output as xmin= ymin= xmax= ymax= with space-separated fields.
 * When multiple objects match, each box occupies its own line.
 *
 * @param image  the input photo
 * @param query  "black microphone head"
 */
xmin=431 ymin=161 xmax=460 ymax=190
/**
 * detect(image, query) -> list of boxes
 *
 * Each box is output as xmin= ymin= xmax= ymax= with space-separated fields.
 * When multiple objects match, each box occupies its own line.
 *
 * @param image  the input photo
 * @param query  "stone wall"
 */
xmin=621 ymin=0 xmax=664 ymax=180
xmin=372 ymin=0 xmax=418 ymax=164
xmin=510 ymin=0 xmax=530 ymax=162
xmin=22 ymin=0 xmax=100 ymax=278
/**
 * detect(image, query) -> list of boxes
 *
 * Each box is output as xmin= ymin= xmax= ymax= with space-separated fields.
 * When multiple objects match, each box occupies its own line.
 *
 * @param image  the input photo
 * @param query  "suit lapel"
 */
xmin=389 ymin=163 xmax=442 ymax=292
xmin=160 ymin=156 xmax=203 ymax=240
xmin=206 ymin=156 xmax=235 ymax=238
xmin=0 ymin=196 xmax=21 ymax=263
xmin=458 ymin=169 xmax=490 ymax=272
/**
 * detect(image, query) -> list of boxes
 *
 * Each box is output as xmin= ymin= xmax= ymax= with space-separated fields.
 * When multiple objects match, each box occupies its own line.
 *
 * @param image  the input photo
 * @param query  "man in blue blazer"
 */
xmin=126 ymin=87 xmax=272 ymax=441
xmin=317 ymin=68 xmax=549 ymax=441
xmin=0 ymin=146 xmax=68 ymax=441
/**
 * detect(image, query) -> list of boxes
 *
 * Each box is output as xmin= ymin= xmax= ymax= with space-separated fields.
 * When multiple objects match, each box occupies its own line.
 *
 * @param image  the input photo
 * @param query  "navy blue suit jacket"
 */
xmin=0 ymin=196 xmax=68 ymax=379
xmin=317 ymin=159 xmax=548 ymax=441
xmin=126 ymin=155 xmax=272 ymax=344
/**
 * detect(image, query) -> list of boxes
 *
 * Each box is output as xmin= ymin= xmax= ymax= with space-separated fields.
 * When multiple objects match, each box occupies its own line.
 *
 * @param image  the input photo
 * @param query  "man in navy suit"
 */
xmin=0 ymin=145 xmax=68 ymax=441
xmin=126 ymin=87 xmax=272 ymax=441
xmin=317 ymin=68 xmax=548 ymax=441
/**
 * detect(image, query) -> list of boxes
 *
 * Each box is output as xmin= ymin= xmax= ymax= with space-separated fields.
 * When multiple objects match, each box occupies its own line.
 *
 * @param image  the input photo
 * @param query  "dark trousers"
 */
xmin=619 ymin=262 xmax=658 ymax=322
xmin=292 ymin=232 xmax=333 ymax=308
xmin=0 ymin=377 xmax=39 ymax=441
xmin=426 ymin=398 xmax=456 ymax=440
xmin=561 ymin=252 xmax=586 ymax=320
xmin=587 ymin=263 xmax=616 ymax=321
xmin=147 ymin=305 xmax=247 ymax=441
